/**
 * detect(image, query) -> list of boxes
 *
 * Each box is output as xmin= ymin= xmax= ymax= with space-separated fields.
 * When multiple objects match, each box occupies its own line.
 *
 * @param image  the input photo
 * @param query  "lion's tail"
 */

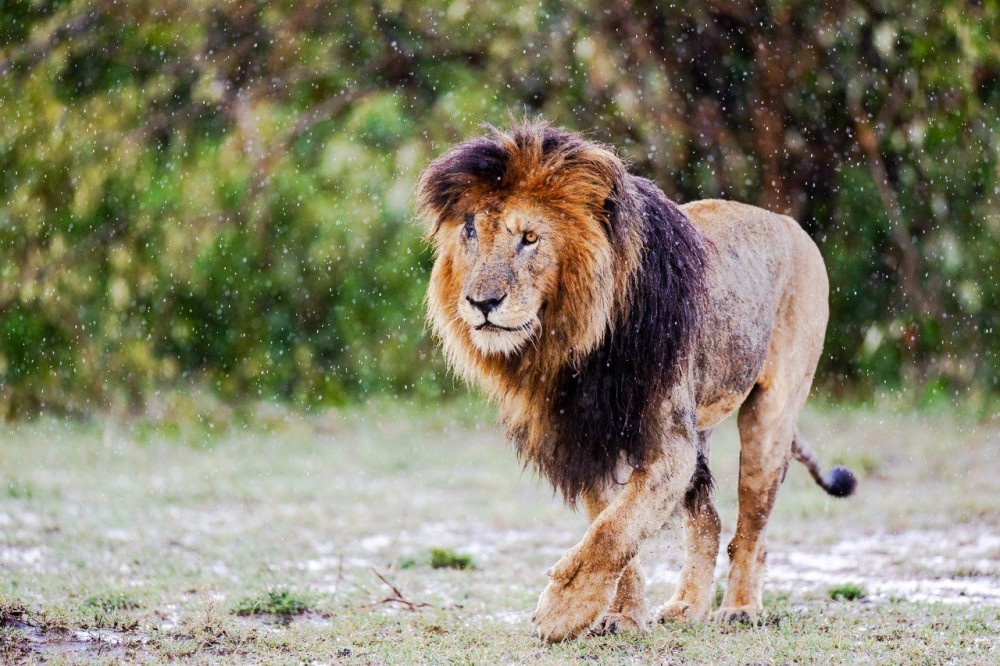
xmin=792 ymin=432 xmax=857 ymax=498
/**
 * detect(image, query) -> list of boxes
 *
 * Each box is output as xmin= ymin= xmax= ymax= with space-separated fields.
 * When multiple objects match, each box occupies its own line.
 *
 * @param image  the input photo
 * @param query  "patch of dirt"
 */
xmin=644 ymin=527 xmax=1000 ymax=604
xmin=767 ymin=529 xmax=1000 ymax=603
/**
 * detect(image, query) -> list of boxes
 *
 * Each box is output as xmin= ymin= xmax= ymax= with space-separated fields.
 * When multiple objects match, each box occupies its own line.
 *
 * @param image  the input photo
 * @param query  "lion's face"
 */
xmin=448 ymin=202 xmax=557 ymax=356
xmin=419 ymin=122 xmax=634 ymax=369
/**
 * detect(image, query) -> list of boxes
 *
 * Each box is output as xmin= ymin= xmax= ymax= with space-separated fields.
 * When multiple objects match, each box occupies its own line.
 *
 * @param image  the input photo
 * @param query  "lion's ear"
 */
xmin=416 ymin=138 xmax=509 ymax=237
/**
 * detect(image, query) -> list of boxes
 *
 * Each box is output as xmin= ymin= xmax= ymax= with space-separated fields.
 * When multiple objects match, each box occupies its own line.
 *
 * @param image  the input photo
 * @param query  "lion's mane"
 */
xmin=418 ymin=122 xmax=709 ymax=501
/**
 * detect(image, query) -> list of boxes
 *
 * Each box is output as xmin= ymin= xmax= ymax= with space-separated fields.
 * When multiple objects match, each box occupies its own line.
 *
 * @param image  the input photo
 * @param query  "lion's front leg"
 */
xmin=531 ymin=541 xmax=623 ymax=642
xmin=531 ymin=441 xmax=697 ymax=642
xmin=578 ymin=487 xmax=647 ymax=636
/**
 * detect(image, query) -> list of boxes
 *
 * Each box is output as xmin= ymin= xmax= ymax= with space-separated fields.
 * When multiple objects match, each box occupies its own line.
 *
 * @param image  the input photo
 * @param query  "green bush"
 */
xmin=2 ymin=2 xmax=998 ymax=417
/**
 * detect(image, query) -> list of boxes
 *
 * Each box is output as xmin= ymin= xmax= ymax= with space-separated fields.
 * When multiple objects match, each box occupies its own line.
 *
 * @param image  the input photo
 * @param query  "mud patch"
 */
xmin=2 ymin=619 xmax=145 ymax=660
xmin=768 ymin=529 xmax=1000 ymax=604
xmin=648 ymin=527 xmax=1000 ymax=605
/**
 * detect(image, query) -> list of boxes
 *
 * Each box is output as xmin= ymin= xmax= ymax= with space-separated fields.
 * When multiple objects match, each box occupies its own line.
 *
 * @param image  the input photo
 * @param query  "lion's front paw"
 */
xmin=656 ymin=599 xmax=710 ymax=624
xmin=531 ymin=573 xmax=617 ymax=643
xmin=713 ymin=605 xmax=761 ymax=625
xmin=590 ymin=610 xmax=647 ymax=636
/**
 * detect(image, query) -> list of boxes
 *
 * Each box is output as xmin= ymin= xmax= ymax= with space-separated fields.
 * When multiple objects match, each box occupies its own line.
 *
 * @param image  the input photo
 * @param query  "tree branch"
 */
xmin=851 ymin=100 xmax=940 ymax=319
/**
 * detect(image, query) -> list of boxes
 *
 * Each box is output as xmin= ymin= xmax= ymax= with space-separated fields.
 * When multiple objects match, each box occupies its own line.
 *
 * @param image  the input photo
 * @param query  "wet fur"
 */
xmin=419 ymin=123 xmax=708 ymax=501
xmin=418 ymin=121 xmax=854 ymax=641
xmin=538 ymin=177 xmax=708 ymax=499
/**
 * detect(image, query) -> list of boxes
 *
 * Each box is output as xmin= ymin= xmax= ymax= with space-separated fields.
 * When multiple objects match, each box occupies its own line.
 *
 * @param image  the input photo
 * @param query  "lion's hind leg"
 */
xmin=716 ymin=380 xmax=808 ymax=624
xmin=657 ymin=431 xmax=720 ymax=623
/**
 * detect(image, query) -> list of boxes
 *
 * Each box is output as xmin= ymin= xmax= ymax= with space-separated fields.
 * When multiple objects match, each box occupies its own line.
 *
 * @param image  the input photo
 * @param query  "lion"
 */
xmin=416 ymin=121 xmax=856 ymax=642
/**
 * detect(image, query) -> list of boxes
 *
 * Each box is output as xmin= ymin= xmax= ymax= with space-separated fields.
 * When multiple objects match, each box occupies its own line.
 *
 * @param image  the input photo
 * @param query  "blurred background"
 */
xmin=2 ymin=0 xmax=999 ymax=420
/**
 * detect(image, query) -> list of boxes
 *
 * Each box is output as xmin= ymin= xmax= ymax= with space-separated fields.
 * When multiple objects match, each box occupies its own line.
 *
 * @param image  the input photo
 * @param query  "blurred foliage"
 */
xmin=1 ymin=0 xmax=998 ymax=418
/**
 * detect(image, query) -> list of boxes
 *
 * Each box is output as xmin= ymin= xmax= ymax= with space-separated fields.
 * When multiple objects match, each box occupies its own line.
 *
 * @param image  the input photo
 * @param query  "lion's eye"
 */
xmin=522 ymin=230 xmax=538 ymax=245
xmin=463 ymin=215 xmax=476 ymax=240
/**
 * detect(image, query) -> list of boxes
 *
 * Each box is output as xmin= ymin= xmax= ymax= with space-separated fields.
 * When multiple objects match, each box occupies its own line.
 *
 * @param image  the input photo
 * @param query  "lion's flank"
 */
xmin=418 ymin=121 xmax=709 ymax=501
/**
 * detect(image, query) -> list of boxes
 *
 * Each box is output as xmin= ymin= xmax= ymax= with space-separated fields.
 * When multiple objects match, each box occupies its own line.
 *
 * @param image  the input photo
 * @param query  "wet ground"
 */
xmin=2 ymin=405 xmax=998 ymax=662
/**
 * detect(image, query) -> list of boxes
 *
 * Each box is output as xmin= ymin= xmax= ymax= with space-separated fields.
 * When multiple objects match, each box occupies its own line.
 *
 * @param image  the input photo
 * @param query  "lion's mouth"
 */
xmin=475 ymin=320 xmax=533 ymax=333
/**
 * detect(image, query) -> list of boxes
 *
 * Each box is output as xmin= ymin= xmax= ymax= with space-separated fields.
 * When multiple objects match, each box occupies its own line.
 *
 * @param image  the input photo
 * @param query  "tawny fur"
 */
xmin=417 ymin=121 xmax=853 ymax=642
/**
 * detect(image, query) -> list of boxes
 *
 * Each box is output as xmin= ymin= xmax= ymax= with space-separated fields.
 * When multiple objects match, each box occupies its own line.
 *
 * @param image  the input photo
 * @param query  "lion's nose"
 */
xmin=467 ymin=294 xmax=506 ymax=316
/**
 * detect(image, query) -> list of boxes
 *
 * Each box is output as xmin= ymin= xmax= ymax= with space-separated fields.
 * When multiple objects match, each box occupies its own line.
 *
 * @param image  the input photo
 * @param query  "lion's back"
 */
xmin=680 ymin=198 xmax=826 ymax=301
xmin=680 ymin=199 xmax=829 ymax=429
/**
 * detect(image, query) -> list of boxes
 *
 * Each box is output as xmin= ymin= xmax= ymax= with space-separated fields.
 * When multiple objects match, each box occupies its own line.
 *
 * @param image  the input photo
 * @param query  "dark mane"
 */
xmin=416 ymin=137 xmax=509 ymax=231
xmin=417 ymin=121 xmax=709 ymax=502
xmin=416 ymin=122 xmax=627 ymax=235
xmin=528 ymin=176 xmax=709 ymax=500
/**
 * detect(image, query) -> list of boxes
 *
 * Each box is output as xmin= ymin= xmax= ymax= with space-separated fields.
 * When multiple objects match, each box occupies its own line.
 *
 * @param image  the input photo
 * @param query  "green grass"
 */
xmin=429 ymin=548 xmax=475 ymax=570
xmin=828 ymin=583 xmax=866 ymax=602
xmin=0 ymin=403 xmax=997 ymax=663
xmin=4 ymin=480 xmax=34 ymax=499
xmin=232 ymin=589 xmax=311 ymax=617
xmin=83 ymin=592 xmax=141 ymax=612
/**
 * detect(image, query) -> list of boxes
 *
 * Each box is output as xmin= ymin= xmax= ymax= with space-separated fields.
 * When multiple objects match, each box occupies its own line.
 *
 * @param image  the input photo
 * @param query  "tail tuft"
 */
xmin=823 ymin=465 xmax=857 ymax=498
xmin=684 ymin=451 xmax=715 ymax=514
xmin=792 ymin=432 xmax=858 ymax=499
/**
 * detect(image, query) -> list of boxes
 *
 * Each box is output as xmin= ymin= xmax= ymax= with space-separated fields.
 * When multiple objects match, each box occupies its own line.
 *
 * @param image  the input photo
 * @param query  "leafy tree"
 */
xmin=1 ymin=1 xmax=997 ymax=417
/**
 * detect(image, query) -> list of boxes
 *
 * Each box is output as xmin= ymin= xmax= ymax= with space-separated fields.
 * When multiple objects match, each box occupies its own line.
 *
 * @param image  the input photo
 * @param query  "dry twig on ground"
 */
xmin=362 ymin=568 xmax=431 ymax=612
